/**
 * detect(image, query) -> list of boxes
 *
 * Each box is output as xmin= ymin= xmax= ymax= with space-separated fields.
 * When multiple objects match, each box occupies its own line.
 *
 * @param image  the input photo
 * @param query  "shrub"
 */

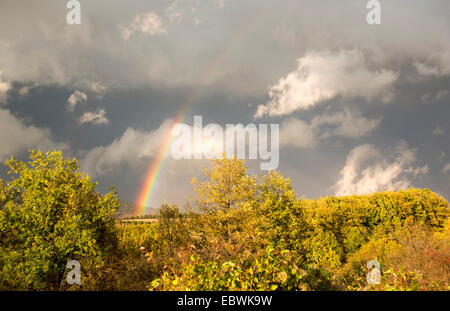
xmin=0 ymin=150 xmax=119 ymax=290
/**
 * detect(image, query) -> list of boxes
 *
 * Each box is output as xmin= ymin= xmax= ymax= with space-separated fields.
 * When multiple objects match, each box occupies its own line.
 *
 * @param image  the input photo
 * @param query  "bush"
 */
xmin=150 ymin=247 xmax=307 ymax=291
xmin=0 ymin=150 xmax=119 ymax=290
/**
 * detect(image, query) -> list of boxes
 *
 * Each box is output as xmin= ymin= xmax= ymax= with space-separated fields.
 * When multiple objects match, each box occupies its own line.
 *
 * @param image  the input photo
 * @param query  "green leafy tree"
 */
xmin=0 ymin=150 xmax=119 ymax=290
xmin=155 ymin=202 xmax=186 ymax=255
xmin=150 ymin=158 xmax=314 ymax=290
xmin=191 ymin=157 xmax=256 ymax=212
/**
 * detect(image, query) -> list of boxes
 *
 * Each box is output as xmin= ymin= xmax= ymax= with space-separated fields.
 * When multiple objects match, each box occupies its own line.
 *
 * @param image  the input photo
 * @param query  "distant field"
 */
xmin=120 ymin=218 xmax=158 ymax=223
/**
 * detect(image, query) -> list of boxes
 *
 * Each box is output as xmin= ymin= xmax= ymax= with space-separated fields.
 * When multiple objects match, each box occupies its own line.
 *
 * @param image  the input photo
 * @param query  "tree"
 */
xmin=0 ymin=150 xmax=119 ymax=290
xmin=257 ymin=171 xmax=309 ymax=249
xmin=156 ymin=202 xmax=186 ymax=255
xmin=191 ymin=157 xmax=256 ymax=213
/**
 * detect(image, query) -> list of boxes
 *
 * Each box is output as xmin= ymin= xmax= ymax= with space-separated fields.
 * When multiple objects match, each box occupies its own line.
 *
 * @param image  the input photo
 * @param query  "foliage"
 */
xmin=0 ymin=151 xmax=448 ymax=291
xmin=0 ymin=150 xmax=119 ymax=290
xmin=150 ymin=247 xmax=307 ymax=291
xmin=191 ymin=157 xmax=256 ymax=212
xmin=147 ymin=158 xmax=449 ymax=291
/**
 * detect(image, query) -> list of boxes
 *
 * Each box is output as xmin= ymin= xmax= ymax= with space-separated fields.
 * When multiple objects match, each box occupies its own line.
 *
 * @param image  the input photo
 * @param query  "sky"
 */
xmin=0 ymin=0 xmax=449 ymax=211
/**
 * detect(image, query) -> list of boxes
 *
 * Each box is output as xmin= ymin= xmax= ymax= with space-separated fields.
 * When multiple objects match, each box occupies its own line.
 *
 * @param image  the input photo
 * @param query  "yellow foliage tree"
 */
xmin=191 ymin=157 xmax=256 ymax=213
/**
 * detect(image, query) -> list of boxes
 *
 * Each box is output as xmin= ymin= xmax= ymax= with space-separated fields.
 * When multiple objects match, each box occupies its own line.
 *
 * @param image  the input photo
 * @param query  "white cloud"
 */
xmin=280 ymin=118 xmax=317 ymax=149
xmin=67 ymin=90 xmax=87 ymax=112
xmin=421 ymin=90 xmax=449 ymax=104
xmin=17 ymin=83 xmax=39 ymax=97
xmin=311 ymin=110 xmax=381 ymax=139
xmin=405 ymin=165 xmax=429 ymax=177
xmin=279 ymin=110 xmax=380 ymax=149
xmin=80 ymin=118 xmax=220 ymax=207
xmin=414 ymin=49 xmax=450 ymax=77
xmin=80 ymin=118 xmax=227 ymax=178
xmin=81 ymin=118 xmax=281 ymax=176
xmin=255 ymin=50 xmax=398 ymax=117
xmin=0 ymin=71 xmax=11 ymax=104
xmin=165 ymin=0 xmax=221 ymax=26
xmin=0 ymin=108 xmax=57 ymax=161
xmin=80 ymin=120 xmax=173 ymax=176
xmin=121 ymin=11 xmax=167 ymax=41
xmin=90 ymin=82 xmax=107 ymax=98
xmin=166 ymin=1 xmax=184 ymax=24
xmin=334 ymin=142 xmax=427 ymax=196
xmin=414 ymin=62 xmax=442 ymax=76
xmin=79 ymin=109 xmax=109 ymax=125
xmin=443 ymin=163 xmax=450 ymax=174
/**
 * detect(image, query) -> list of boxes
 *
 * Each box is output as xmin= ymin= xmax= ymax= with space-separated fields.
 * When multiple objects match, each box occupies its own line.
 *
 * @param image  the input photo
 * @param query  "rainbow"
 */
xmin=134 ymin=96 xmax=192 ymax=215
xmin=134 ymin=3 xmax=271 ymax=215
